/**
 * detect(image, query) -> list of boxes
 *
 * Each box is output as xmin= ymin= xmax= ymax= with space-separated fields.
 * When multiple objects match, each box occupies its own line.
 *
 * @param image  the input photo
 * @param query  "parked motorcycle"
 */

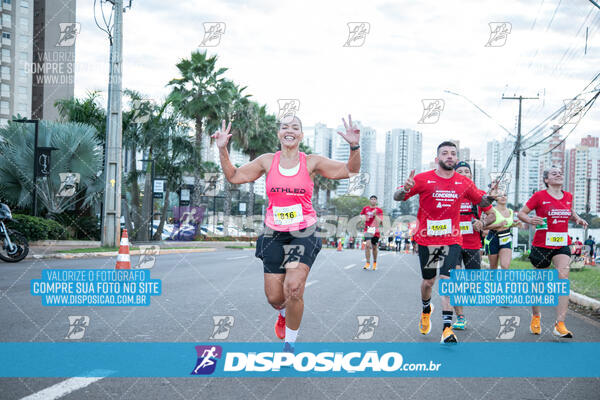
xmin=0 ymin=203 xmax=29 ymax=262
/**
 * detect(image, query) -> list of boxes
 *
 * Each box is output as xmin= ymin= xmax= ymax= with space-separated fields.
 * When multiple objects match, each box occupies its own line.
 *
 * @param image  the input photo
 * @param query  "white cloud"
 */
xmin=74 ymin=0 xmax=600 ymax=161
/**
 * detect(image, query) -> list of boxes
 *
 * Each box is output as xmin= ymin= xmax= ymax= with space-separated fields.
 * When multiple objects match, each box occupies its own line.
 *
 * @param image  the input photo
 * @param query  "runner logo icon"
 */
xmin=192 ymin=345 xmax=223 ymax=375
xmin=496 ymin=316 xmax=520 ymax=340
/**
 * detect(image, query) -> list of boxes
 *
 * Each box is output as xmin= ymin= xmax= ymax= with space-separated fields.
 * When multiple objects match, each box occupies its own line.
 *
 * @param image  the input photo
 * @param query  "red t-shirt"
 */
xmin=401 ymin=170 xmax=491 ymax=246
xmin=361 ymin=206 xmax=383 ymax=237
xmin=458 ymin=189 xmax=486 ymax=250
xmin=525 ymin=190 xmax=573 ymax=249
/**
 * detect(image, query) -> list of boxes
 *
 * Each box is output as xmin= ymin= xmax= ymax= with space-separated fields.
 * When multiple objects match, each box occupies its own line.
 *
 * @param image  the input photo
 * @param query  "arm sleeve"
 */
xmin=360 ymin=207 xmax=366 ymax=215
xmin=401 ymin=176 xmax=422 ymax=200
xmin=466 ymin=184 xmax=492 ymax=212
xmin=525 ymin=192 xmax=538 ymax=211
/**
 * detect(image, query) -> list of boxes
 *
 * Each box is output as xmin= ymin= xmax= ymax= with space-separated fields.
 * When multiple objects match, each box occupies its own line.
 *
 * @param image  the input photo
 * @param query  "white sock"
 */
xmin=285 ymin=327 xmax=298 ymax=343
xmin=279 ymin=308 xmax=286 ymax=318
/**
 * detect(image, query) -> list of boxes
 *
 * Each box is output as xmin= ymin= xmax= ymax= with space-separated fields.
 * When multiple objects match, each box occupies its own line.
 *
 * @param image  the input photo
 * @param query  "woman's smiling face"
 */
xmin=277 ymin=116 xmax=303 ymax=148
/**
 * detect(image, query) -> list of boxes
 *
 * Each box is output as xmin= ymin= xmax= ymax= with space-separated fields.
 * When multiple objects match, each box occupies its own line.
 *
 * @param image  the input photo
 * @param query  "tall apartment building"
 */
xmin=383 ymin=128 xmax=422 ymax=212
xmin=566 ymin=136 xmax=600 ymax=214
xmin=0 ymin=0 xmax=33 ymax=125
xmin=31 ymin=0 xmax=76 ymax=120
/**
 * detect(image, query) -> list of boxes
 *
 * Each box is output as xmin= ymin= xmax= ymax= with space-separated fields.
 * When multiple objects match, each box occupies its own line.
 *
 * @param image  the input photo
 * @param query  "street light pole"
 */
xmin=502 ymin=95 xmax=539 ymax=209
xmin=101 ymin=0 xmax=123 ymax=247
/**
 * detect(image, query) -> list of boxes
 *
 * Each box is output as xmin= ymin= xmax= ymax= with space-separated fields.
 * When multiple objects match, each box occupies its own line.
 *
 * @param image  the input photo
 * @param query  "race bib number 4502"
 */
xmin=427 ymin=219 xmax=452 ymax=236
xmin=273 ymin=204 xmax=303 ymax=226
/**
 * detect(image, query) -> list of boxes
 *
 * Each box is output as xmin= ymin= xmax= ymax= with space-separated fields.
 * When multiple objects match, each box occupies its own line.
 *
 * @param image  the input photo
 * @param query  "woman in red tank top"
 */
xmin=212 ymin=115 xmax=361 ymax=352
xmin=518 ymin=166 xmax=588 ymax=338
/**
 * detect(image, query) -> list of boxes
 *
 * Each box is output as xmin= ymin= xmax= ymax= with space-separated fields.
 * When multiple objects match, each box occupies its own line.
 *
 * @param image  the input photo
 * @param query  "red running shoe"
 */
xmin=275 ymin=314 xmax=286 ymax=340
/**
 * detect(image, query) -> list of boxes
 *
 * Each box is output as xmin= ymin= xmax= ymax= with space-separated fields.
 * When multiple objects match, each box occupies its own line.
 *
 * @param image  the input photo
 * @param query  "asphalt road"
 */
xmin=1 ymin=247 xmax=599 ymax=399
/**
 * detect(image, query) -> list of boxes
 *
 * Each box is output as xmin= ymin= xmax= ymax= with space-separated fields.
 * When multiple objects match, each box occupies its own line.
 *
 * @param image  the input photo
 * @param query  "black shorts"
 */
xmin=255 ymin=224 xmax=322 ymax=274
xmin=364 ymin=235 xmax=379 ymax=245
xmin=417 ymin=244 xmax=462 ymax=279
xmin=529 ymin=245 xmax=571 ymax=269
xmin=485 ymin=230 xmax=512 ymax=255
xmin=460 ymin=248 xmax=481 ymax=269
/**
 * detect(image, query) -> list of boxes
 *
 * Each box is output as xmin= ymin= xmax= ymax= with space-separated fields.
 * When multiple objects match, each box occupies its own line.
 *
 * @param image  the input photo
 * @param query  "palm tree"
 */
xmin=167 ymin=51 xmax=235 ymax=208
xmin=0 ymin=121 xmax=103 ymax=216
xmin=152 ymin=113 xmax=195 ymax=240
xmin=231 ymin=101 xmax=278 ymax=216
xmin=55 ymin=91 xmax=106 ymax=143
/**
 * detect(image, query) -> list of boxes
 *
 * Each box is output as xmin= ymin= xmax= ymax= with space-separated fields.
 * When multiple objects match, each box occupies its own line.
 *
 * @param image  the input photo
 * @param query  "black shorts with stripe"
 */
xmin=255 ymin=224 xmax=322 ymax=274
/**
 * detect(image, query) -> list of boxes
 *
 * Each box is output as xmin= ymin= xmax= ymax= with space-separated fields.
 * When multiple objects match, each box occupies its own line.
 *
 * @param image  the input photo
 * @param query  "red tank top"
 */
xmin=264 ymin=151 xmax=317 ymax=232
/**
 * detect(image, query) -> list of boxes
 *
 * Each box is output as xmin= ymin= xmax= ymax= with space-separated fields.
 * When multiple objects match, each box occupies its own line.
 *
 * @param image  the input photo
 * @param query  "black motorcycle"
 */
xmin=0 ymin=203 xmax=29 ymax=262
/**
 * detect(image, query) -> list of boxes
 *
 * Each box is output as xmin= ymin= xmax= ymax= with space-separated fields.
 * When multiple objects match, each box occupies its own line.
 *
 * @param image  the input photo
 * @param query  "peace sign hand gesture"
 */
xmin=337 ymin=114 xmax=360 ymax=147
xmin=404 ymin=170 xmax=416 ymax=191
xmin=211 ymin=120 xmax=232 ymax=149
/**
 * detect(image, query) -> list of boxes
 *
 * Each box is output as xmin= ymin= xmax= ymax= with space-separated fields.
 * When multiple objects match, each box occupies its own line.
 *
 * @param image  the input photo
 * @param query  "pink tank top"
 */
xmin=264 ymin=151 xmax=317 ymax=232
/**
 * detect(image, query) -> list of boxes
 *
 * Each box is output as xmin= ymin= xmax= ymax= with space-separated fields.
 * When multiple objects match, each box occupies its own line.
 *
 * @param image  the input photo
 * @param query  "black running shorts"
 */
xmin=418 ymin=244 xmax=462 ymax=279
xmin=485 ymin=230 xmax=512 ymax=255
xmin=255 ymin=224 xmax=322 ymax=274
xmin=529 ymin=245 xmax=571 ymax=269
xmin=364 ymin=234 xmax=379 ymax=245
xmin=460 ymin=248 xmax=481 ymax=269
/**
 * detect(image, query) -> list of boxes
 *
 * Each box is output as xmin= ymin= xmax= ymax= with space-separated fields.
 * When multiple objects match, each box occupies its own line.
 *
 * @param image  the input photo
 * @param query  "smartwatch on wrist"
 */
xmin=350 ymin=144 xmax=360 ymax=151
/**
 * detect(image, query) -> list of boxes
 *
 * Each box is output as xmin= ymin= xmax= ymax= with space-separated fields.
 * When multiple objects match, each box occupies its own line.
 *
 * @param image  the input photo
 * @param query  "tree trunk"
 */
xmin=223 ymin=180 xmax=232 ymax=236
xmin=129 ymin=143 xmax=143 ymax=240
xmin=192 ymin=116 xmax=203 ymax=207
xmin=247 ymin=152 xmax=257 ymax=217
xmin=139 ymin=151 xmax=153 ymax=242
xmin=122 ymin=197 xmax=134 ymax=236
xmin=247 ymin=181 xmax=255 ymax=217
xmin=153 ymin=185 xmax=170 ymax=240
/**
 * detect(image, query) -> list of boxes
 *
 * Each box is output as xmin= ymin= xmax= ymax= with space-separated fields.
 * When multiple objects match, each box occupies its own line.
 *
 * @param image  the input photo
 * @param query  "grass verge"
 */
xmin=510 ymin=259 xmax=600 ymax=300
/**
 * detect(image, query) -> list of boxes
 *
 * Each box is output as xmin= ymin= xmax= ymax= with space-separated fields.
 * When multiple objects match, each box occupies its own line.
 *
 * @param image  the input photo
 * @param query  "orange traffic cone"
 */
xmin=337 ymin=240 xmax=343 ymax=252
xmin=116 ymin=229 xmax=131 ymax=269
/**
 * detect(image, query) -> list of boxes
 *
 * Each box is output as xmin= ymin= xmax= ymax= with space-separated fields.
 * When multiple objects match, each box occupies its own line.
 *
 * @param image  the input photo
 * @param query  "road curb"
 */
xmin=28 ymin=248 xmax=217 ymax=260
xmin=569 ymin=291 xmax=600 ymax=311
xmin=474 ymin=261 xmax=600 ymax=311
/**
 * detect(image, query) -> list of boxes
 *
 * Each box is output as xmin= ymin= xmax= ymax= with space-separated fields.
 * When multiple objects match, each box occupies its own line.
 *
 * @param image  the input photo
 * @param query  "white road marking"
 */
xmin=226 ymin=256 xmax=249 ymax=260
xmin=343 ymin=264 xmax=356 ymax=270
xmin=305 ymin=280 xmax=318 ymax=287
xmin=20 ymin=371 xmax=112 ymax=400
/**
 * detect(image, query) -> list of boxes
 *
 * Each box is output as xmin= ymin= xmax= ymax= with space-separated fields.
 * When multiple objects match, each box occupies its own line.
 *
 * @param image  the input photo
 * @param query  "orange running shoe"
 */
xmin=275 ymin=314 xmax=286 ymax=340
xmin=372 ymin=262 xmax=377 ymax=271
xmin=363 ymin=263 xmax=370 ymax=270
xmin=553 ymin=321 xmax=573 ymax=338
xmin=419 ymin=304 xmax=434 ymax=335
xmin=441 ymin=326 xmax=458 ymax=343
xmin=530 ymin=315 xmax=541 ymax=335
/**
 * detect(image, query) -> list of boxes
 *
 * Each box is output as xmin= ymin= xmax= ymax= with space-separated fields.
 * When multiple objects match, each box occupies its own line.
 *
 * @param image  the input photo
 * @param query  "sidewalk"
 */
xmin=27 ymin=240 xmax=255 ymax=260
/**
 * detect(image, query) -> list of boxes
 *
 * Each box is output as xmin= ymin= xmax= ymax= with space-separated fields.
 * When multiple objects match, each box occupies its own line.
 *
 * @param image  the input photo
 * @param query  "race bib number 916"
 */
xmin=273 ymin=204 xmax=303 ymax=226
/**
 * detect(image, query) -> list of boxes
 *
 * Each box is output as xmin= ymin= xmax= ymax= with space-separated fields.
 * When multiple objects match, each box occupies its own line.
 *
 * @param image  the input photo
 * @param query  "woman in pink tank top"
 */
xmin=212 ymin=115 xmax=361 ymax=352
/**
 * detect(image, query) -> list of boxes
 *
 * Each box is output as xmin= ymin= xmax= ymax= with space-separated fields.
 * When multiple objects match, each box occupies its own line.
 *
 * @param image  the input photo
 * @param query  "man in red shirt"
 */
xmin=360 ymin=195 xmax=384 ymax=271
xmin=394 ymin=141 xmax=495 ymax=343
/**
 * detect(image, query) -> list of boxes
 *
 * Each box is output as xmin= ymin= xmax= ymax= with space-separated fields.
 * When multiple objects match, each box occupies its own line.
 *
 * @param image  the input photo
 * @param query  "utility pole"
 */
xmin=584 ymin=177 xmax=598 ymax=241
xmin=501 ymin=95 xmax=538 ymax=209
xmin=101 ymin=0 xmax=123 ymax=247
